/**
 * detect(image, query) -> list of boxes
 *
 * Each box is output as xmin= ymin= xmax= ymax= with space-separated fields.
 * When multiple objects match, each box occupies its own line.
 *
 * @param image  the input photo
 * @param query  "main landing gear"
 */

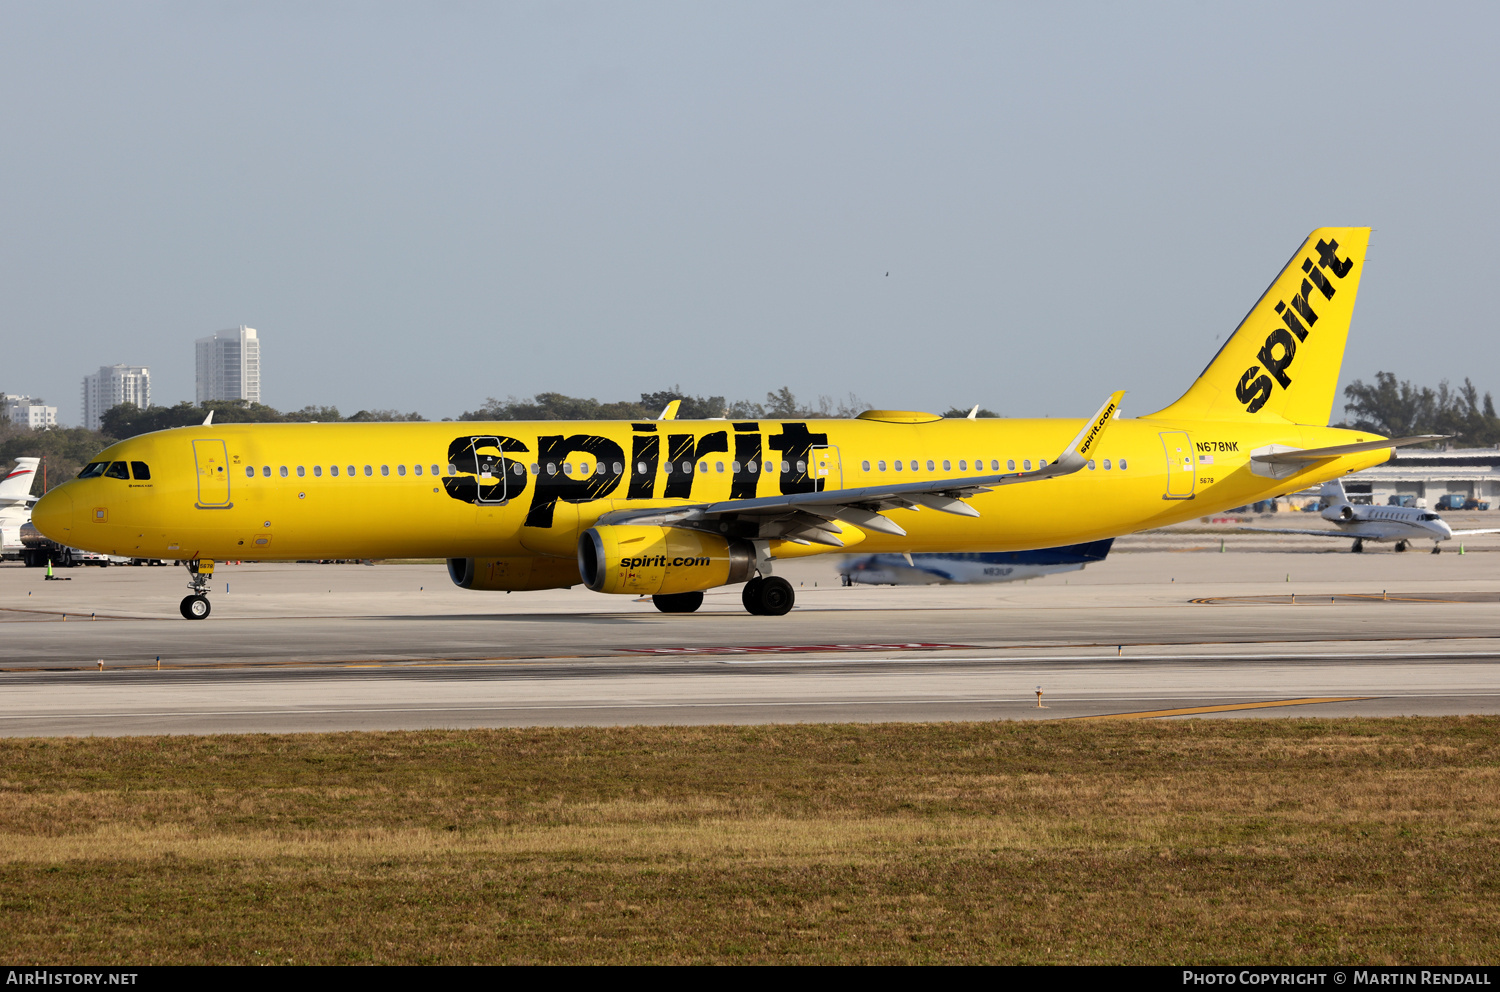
xmin=742 ymin=576 xmax=794 ymax=616
xmin=1351 ymin=539 xmax=1364 ymax=553
xmin=1394 ymin=540 xmax=1408 ymax=552
xmin=180 ymin=559 xmax=214 ymax=620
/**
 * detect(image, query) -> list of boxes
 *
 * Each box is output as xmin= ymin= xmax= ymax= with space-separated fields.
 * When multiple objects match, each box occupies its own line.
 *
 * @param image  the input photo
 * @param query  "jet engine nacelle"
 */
xmin=578 ymin=525 xmax=754 ymax=595
xmin=448 ymin=556 xmax=581 ymax=591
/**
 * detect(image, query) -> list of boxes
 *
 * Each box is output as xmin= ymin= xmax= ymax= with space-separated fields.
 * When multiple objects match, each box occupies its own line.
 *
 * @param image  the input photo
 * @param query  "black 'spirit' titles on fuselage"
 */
xmin=1235 ymin=237 xmax=1355 ymax=413
xmin=438 ymin=423 xmax=833 ymax=525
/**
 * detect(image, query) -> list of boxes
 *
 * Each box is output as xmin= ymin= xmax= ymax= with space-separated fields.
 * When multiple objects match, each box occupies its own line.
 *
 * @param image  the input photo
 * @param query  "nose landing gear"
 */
xmin=180 ymin=559 xmax=215 ymax=619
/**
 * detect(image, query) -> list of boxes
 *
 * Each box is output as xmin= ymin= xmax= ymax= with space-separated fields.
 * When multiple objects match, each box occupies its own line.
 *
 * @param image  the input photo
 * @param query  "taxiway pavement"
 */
xmin=2 ymin=539 xmax=1497 ymax=735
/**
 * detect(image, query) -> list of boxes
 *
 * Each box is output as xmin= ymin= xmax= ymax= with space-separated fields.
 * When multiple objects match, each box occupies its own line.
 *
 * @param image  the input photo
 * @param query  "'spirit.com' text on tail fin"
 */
xmin=1149 ymin=227 xmax=1370 ymax=426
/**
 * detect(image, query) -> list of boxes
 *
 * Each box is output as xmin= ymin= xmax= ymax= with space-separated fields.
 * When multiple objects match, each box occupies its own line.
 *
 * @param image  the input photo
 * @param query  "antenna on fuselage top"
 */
xmin=658 ymin=400 xmax=681 ymax=421
xmin=966 ymin=406 xmax=978 ymax=420
xmin=202 ymin=410 xmax=214 ymax=426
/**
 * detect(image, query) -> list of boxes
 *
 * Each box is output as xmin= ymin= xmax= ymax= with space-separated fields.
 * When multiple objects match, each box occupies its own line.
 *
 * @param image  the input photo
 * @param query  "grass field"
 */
xmin=2 ymin=718 xmax=1498 ymax=964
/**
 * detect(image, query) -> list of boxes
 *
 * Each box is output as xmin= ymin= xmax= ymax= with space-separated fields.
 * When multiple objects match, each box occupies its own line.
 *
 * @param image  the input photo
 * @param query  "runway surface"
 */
xmin=3 ymin=542 xmax=1498 ymax=735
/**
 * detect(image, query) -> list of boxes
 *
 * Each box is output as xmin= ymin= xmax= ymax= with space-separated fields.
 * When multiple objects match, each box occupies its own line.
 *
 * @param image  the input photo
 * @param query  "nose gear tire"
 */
xmin=180 ymin=595 xmax=211 ymax=620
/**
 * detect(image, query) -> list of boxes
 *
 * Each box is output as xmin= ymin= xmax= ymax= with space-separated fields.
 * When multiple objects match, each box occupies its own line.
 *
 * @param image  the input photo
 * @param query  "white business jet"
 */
xmin=0 ymin=458 xmax=40 ymax=560
xmin=1242 ymin=478 xmax=1500 ymax=553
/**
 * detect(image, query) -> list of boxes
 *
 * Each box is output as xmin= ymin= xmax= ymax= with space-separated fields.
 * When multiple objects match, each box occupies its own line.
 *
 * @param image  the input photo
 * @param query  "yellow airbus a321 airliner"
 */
xmin=33 ymin=227 xmax=1438 ymax=619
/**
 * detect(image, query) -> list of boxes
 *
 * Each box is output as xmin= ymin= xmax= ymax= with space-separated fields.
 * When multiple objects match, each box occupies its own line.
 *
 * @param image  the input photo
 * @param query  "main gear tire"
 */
xmin=741 ymin=577 xmax=765 ymax=614
xmin=652 ymin=591 xmax=704 ymax=614
xmin=743 ymin=575 xmax=794 ymax=616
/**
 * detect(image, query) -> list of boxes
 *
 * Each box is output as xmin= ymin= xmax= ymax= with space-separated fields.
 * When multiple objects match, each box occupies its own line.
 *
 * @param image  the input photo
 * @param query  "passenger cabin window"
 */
xmin=1007 ymin=460 xmax=1016 ymax=471
xmin=1103 ymin=459 xmax=1111 ymax=469
xmin=397 ymin=465 xmax=406 ymax=476
xmin=714 ymin=461 xmax=724 ymax=473
xmin=1087 ymin=460 xmax=1095 ymax=470
xmin=732 ymin=461 xmax=742 ymax=473
xmin=927 ymin=460 xmax=936 ymax=471
xmin=363 ymin=465 xmax=372 ymax=476
xmin=105 ymin=461 xmax=130 ymax=480
xmin=331 ymin=465 xmax=340 ymax=477
xmin=862 ymin=460 xmax=871 ymax=471
xmin=381 ymin=465 xmax=390 ymax=477
xmin=348 ymin=466 xmax=356 ymax=477
xmin=1119 ymin=459 xmax=1128 ymax=470
xmin=795 ymin=460 xmax=805 ymax=473
xmin=1023 ymin=460 xmax=1032 ymax=471
xmin=433 ymin=465 xmax=441 ymax=476
xmin=747 ymin=461 xmax=758 ymax=473
xmin=895 ymin=460 xmax=903 ymax=471
xmin=313 ymin=466 xmax=322 ymax=477
xmin=616 ymin=462 xmax=626 ymax=475
xmin=942 ymin=460 xmax=950 ymax=472
xmin=78 ymin=462 xmax=108 ymax=479
xmin=700 ymin=462 xmax=709 ymax=473
xmin=910 ymin=461 xmax=918 ymax=471
xmin=279 ymin=466 xmax=289 ymax=478
xmin=263 ymin=466 xmax=271 ymax=477
xmin=958 ymin=460 xmax=966 ymax=471
xmin=991 ymin=460 xmax=999 ymax=471
xmin=637 ymin=462 xmax=648 ymax=474
xmin=878 ymin=460 xmax=886 ymax=471
xmin=245 ymin=466 xmax=255 ymax=478
xmin=296 ymin=466 xmax=305 ymax=477
xmin=413 ymin=464 xmax=422 ymax=476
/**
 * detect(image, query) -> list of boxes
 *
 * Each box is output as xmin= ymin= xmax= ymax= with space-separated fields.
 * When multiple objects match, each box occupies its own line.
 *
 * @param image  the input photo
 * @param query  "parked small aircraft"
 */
xmin=839 ymin=540 xmax=1113 ymax=585
xmin=0 ymin=458 xmax=40 ymax=561
xmin=1240 ymin=479 xmax=1500 ymax=552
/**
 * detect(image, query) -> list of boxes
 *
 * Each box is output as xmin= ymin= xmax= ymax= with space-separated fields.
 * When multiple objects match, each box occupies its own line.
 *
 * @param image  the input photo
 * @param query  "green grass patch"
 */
xmin=1 ymin=718 xmax=1498 ymax=963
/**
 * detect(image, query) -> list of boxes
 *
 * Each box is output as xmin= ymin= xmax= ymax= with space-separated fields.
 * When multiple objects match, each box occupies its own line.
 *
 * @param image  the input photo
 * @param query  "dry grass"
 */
xmin=1 ymin=719 xmax=1498 ymax=963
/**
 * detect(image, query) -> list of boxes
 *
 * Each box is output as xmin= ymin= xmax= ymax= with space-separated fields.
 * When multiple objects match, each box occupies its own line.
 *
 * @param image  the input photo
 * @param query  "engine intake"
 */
xmin=578 ymin=525 xmax=754 ymax=595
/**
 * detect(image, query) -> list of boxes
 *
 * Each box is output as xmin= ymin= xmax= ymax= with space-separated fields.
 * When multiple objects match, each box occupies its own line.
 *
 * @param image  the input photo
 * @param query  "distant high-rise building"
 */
xmin=1 ymin=394 xmax=58 ymax=429
xmin=196 ymin=327 xmax=261 ymax=405
xmin=81 ymin=365 xmax=151 ymax=432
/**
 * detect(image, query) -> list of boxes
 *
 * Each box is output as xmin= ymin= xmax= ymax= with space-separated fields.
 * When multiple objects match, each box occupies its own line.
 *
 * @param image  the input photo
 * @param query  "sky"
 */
xmin=1 ymin=2 xmax=1496 ymax=425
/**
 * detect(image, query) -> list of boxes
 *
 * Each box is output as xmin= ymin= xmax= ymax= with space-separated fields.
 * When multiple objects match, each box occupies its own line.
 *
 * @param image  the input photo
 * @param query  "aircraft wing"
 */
xmin=1236 ymin=527 xmax=1354 ymax=538
xmin=597 ymin=391 xmax=1125 ymax=546
xmin=1451 ymin=529 xmax=1500 ymax=536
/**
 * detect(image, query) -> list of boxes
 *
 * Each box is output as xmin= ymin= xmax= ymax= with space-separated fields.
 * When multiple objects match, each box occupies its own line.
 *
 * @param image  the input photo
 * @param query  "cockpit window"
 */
xmin=78 ymin=462 xmax=108 ymax=479
xmin=130 ymin=461 xmax=151 ymax=480
xmin=104 ymin=462 xmax=130 ymax=480
xmin=1421 ymin=513 xmax=1440 ymax=521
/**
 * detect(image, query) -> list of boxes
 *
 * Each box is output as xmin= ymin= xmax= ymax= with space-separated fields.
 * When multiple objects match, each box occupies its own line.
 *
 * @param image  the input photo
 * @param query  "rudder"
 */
xmin=1149 ymin=228 xmax=1370 ymax=425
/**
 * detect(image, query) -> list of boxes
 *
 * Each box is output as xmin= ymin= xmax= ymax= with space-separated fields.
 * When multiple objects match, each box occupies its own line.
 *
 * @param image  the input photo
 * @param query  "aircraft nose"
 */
xmin=31 ymin=488 xmax=74 ymax=544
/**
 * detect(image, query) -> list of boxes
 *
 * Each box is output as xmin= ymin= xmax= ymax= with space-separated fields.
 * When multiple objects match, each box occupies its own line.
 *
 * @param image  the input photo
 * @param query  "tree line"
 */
xmin=1340 ymin=373 xmax=1500 ymax=447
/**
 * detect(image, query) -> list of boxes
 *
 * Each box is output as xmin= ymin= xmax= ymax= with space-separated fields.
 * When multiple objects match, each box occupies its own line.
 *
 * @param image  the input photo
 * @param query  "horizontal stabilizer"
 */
xmin=1252 ymin=435 xmax=1448 ymax=464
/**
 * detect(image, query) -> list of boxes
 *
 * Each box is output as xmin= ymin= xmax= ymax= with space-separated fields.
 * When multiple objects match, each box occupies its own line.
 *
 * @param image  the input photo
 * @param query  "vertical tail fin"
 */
xmin=1149 ymin=228 xmax=1370 ymax=425
xmin=0 ymin=458 xmax=39 ymax=503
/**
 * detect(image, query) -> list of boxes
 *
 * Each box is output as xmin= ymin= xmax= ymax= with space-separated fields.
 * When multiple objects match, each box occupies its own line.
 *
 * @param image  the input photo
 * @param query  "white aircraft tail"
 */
xmin=0 ymin=458 xmax=39 ymax=504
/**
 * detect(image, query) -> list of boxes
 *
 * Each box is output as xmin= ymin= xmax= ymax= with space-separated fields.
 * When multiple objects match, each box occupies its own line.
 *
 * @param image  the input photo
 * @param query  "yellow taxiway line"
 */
xmin=1074 ymin=696 xmax=1373 ymax=720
